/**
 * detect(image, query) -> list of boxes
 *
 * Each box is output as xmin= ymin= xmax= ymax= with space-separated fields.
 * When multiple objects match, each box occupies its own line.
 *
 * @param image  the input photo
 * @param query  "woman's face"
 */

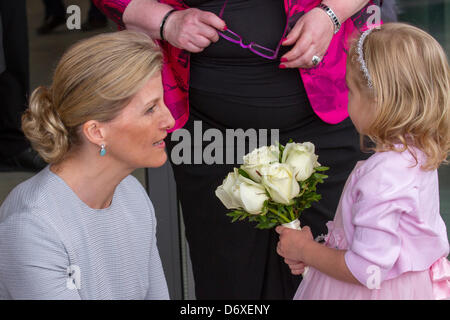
xmin=103 ymin=74 xmax=175 ymax=169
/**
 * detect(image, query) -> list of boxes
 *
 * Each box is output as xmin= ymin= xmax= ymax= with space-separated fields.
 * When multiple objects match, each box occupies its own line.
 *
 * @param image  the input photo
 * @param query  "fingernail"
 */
xmin=223 ymin=25 xmax=228 ymax=31
xmin=281 ymin=57 xmax=288 ymax=63
xmin=279 ymin=64 xmax=286 ymax=69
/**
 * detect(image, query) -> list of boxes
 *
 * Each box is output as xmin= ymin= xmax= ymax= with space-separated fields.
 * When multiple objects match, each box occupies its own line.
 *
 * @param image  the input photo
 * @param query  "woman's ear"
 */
xmin=82 ymin=120 xmax=106 ymax=146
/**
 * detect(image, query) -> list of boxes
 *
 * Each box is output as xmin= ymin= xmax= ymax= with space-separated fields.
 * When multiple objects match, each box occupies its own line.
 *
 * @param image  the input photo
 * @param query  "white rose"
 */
xmin=215 ymin=170 xmax=242 ymax=210
xmin=241 ymin=145 xmax=280 ymax=182
xmin=260 ymin=163 xmax=300 ymax=205
xmin=215 ymin=168 xmax=269 ymax=215
xmin=281 ymin=142 xmax=320 ymax=181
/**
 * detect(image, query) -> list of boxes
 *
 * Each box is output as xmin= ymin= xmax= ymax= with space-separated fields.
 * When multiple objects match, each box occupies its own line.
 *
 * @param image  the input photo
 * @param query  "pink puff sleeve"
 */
xmin=344 ymin=155 xmax=420 ymax=288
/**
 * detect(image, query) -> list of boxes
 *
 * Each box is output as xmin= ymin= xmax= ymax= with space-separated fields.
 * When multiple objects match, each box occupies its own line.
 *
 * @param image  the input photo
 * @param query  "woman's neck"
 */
xmin=50 ymin=152 xmax=133 ymax=210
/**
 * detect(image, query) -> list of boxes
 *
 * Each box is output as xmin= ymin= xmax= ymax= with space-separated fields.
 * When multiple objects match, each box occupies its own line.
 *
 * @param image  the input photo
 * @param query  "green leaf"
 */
xmin=226 ymin=210 xmax=248 ymax=223
xmin=278 ymin=143 xmax=285 ymax=162
xmin=239 ymin=213 xmax=249 ymax=221
xmin=238 ymin=168 xmax=251 ymax=180
xmin=261 ymin=200 xmax=269 ymax=215
xmin=267 ymin=221 xmax=278 ymax=229
xmin=256 ymin=220 xmax=279 ymax=229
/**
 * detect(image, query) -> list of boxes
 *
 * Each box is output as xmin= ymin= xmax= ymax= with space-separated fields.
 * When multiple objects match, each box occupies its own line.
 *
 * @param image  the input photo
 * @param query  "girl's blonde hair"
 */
xmin=347 ymin=23 xmax=450 ymax=170
xmin=22 ymin=31 xmax=163 ymax=164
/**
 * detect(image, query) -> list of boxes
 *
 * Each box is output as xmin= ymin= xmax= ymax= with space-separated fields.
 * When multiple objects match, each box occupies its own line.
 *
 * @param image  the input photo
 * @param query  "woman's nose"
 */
xmin=161 ymin=102 xmax=175 ymax=131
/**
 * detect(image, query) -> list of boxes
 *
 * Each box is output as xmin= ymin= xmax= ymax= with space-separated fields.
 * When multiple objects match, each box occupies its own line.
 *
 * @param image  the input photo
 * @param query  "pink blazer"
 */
xmin=93 ymin=0 xmax=381 ymax=131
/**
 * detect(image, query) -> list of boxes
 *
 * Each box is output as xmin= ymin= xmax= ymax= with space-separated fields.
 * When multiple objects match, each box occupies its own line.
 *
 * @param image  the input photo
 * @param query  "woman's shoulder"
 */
xmin=0 ymin=168 xmax=65 ymax=248
xmin=114 ymin=174 xmax=155 ymax=213
xmin=0 ymin=166 xmax=57 ymax=223
xmin=119 ymin=174 xmax=146 ymax=192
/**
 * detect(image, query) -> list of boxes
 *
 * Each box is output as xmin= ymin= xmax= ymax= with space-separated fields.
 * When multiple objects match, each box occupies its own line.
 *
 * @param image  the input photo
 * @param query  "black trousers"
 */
xmin=166 ymin=87 xmax=371 ymax=299
xmin=0 ymin=0 xmax=30 ymax=159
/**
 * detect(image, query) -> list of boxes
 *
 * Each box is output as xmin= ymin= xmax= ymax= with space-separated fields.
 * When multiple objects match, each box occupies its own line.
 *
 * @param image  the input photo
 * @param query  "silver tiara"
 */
xmin=357 ymin=28 xmax=375 ymax=88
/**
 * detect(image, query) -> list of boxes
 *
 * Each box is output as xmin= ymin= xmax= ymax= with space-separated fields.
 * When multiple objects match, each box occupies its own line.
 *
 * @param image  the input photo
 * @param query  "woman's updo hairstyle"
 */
xmin=22 ymin=30 xmax=163 ymax=164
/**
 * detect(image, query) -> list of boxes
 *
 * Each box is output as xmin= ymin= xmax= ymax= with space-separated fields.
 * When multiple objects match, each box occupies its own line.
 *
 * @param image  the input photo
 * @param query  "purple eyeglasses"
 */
xmin=217 ymin=0 xmax=291 ymax=60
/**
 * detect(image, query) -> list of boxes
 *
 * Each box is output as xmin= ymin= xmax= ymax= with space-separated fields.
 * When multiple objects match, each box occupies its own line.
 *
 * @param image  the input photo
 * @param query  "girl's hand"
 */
xmin=284 ymin=258 xmax=307 ymax=276
xmin=275 ymin=225 xmax=314 ymax=262
xmin=164 ymin=8 xmax=227 ymax=53
xmin=279 ymin=7 xmax=334 ymax=69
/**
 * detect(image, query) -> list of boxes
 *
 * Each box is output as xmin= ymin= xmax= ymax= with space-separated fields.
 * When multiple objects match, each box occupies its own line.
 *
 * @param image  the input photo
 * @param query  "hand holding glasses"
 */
xmin=217 ymin=0 xmax=290 ymax=60
xmin=161 ymin=7 xmax=227 ymax=53
xmin=217 ymin=0 xmax=336 ymax=68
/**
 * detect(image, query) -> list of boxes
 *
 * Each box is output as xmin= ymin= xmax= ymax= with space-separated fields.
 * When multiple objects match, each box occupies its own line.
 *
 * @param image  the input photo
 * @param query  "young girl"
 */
xmin=276 ymin=22 xmax=450 ymax=300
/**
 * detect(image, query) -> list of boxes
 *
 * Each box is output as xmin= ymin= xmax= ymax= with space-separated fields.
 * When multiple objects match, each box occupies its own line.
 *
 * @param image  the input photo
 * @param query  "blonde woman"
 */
xmin=276 ymin=23 xmax=450 ymax=299
xmin=0 ymin=31 xmax=174 ymax=299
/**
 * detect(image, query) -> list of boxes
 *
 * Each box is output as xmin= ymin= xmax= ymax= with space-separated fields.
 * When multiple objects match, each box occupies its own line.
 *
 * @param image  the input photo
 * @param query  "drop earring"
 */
xmin=100 ymin=144 xmax=107 ymax=157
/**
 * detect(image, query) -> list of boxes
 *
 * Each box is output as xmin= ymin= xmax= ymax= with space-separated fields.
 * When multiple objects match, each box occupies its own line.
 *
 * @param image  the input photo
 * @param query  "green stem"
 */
xmin=268 ymin=208 xmax=291 ymax=223
xmin=298 ymin=183 xmax=308 ymax=197
xmin=288 ymin=207 xmax=295 ymax=220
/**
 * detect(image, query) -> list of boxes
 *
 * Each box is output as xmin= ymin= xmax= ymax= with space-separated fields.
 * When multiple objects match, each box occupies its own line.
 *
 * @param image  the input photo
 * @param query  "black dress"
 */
xmin=166 ymin=0 xmax=370 ymax=299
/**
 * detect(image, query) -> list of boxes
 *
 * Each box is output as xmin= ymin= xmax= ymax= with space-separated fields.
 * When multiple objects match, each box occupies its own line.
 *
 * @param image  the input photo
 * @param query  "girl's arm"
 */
xmin=302 ymin=236 xmax=360 ymax=284
xmin=276 ymin=226 xmax=361 ymax=285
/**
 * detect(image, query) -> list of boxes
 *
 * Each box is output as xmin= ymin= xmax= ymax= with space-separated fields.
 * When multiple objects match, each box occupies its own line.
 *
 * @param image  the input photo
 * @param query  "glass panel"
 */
xmin=397 ymin=0 xmax=450 ymax=54
xmin=396 ymin=0 xmax=450 ymax=245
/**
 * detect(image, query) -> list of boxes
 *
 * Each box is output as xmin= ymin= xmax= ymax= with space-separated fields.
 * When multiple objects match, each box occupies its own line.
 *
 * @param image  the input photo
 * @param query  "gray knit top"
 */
xmin=0 ymin=166 xmax=169 ymax=300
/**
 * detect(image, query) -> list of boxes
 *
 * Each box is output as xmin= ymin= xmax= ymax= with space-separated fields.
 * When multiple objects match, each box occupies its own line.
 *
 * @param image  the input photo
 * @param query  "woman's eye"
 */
xmin=146 ymin=105 xmax=156 ymax=114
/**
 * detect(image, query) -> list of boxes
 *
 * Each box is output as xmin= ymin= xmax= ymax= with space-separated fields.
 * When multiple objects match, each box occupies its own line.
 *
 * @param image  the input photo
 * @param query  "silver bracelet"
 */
xmin=317 ymin=3 xmax=341 ymax=34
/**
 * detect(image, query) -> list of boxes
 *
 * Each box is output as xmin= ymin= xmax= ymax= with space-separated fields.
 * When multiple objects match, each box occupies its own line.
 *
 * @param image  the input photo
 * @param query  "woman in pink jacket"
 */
xmin=94 ymin=0 xmax=381 ymax=299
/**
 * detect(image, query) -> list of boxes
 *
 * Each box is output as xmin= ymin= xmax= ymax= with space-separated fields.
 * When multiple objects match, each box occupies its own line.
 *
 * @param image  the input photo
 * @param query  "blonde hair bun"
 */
xmin=22 ymin=86 xmax=70 ymax=164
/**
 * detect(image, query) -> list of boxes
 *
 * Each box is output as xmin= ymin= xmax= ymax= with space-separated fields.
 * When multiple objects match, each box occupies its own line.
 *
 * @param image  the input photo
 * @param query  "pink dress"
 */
xmin=295 ymin=148 xmax=450 ymax=300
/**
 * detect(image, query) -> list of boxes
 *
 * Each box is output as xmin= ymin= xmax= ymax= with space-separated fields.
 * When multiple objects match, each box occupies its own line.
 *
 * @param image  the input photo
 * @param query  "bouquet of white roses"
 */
xmin=215 ymin=141 xmax=329 ymax=230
